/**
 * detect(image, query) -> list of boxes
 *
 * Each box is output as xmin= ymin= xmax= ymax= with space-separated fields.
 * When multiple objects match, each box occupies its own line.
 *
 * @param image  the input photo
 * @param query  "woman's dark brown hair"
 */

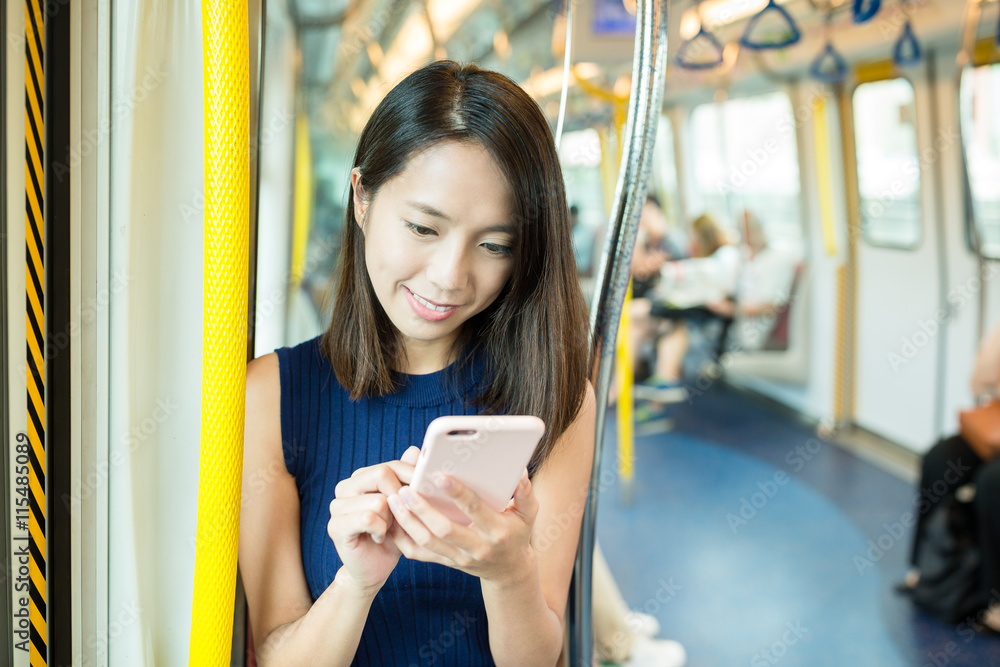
xmin=323 ymin=60 xmax=589 ymax=471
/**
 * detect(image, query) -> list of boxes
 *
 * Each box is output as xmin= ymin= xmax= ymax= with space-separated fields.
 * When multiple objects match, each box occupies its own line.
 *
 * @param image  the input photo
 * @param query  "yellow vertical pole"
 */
xmin=616 ymin=282 xmax=635 ymax=491
xmin=190 ymin=1 xmax=250 ymax=664
xmin=289 ymin=109 xmax=312 ymax=288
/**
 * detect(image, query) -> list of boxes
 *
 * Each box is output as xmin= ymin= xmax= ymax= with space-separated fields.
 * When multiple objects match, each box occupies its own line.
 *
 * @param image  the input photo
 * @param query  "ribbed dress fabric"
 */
xmin=276 ymin=336 xmax=497 ymax=666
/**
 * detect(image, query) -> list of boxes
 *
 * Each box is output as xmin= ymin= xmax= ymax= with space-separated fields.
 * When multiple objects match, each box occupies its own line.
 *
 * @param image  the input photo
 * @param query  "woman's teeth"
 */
xmin=413 ymin=292 xmax=453 ymax=312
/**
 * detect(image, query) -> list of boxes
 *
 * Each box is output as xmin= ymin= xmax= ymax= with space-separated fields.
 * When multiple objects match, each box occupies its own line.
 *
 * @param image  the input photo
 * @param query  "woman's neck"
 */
xmin=397 ymin=337 xmax=460 ymax=375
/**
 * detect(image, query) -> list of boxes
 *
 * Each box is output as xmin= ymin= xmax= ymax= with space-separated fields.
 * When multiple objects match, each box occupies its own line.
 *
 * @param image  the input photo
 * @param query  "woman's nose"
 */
xmin=427 ymin=242 xmax=469 ymax=292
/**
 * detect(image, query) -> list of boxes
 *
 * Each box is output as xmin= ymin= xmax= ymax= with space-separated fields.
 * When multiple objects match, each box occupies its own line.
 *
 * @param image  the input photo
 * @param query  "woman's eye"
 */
xmin=405 ymin=222 xmax=435 ymax=237
xmin=482 ymin=242 xmax=513 ymax=257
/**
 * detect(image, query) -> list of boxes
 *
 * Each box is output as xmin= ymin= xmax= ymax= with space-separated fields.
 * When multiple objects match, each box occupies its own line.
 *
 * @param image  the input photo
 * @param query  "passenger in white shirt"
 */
xmin=706 ymin=212 xmax=799 ymax=352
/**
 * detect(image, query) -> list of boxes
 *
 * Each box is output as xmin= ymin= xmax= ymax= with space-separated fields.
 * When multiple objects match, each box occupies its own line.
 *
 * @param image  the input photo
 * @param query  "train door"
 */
xmin=848 ymin=68 xmax=942 ymax=453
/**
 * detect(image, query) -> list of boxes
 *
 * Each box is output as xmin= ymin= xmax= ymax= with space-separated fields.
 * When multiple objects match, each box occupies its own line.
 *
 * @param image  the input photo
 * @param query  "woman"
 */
xmin=239 ymin=61 xmax=596 ymax=666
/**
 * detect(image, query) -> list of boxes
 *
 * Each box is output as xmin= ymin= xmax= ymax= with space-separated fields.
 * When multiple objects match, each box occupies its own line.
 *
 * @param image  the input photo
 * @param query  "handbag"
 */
xmin=959 ymin=399 xmax=1000 ymax=462
xmin=909 ymin=495 xmax=986 ymax=624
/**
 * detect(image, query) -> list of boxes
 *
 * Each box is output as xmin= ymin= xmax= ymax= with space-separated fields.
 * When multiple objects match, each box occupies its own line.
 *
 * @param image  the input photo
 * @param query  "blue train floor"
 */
xmin=596 ymin=384 xmax=1000 ymax=667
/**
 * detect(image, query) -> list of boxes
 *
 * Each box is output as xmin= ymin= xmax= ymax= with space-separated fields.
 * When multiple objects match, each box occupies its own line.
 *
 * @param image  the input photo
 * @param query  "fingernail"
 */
xmin=388 ymin=494 xmax=402 ymax=511
xmin=399 ymin=486 xmax=418 ymax=508
xmin=372 ymin=533 xmax=383 ymax=544
xmin=433 ymin=473 xmax=452 ymax=491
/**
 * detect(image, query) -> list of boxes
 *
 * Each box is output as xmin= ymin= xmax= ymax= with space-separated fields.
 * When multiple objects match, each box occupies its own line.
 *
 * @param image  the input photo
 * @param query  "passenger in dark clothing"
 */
xmin=907 ymin=323 xmax=1000 ymax=633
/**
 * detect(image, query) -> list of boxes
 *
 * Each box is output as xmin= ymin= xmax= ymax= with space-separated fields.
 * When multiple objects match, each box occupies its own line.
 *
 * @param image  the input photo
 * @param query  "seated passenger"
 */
xmin=633 ymin=214 xmax=740 ymax=390
xmin=630 ymin=196 xmax=674 ymax=298
xmin=705 ymin=211 xmax=799 ymax=353
xmin=240 ymin=61 xmax=596 ymax=666
xmin=901 ymin=320 xmax=1000 ymax=633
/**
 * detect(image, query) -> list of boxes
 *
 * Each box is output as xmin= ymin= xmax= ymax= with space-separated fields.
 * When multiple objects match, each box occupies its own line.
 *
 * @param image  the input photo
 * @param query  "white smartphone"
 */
xmin=408 ymin=415 xmax=545 ymax=525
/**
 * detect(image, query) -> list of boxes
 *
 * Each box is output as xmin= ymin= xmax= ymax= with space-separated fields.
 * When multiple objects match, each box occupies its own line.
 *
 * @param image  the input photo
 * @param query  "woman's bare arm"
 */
xmin=239 ymin=353 xmax=384 ymax=666
xmin=480 ymin=381 xmax=596 ymax=665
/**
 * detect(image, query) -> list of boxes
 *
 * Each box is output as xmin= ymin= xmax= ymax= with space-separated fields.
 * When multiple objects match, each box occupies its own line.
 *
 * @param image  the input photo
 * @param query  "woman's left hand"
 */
xmin=386 ymin=470 xmax=538 ymax=584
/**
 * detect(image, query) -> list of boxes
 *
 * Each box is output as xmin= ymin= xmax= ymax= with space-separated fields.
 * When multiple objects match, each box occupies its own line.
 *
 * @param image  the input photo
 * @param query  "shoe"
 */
xmin=633 ymin=377 xmax=687 ymax=403
xmin=624 ymin=610 xmax=660 ymax=638
xmin=634 ymin=401 xmax=671 ymax=424
xmin=894 ymin=568 xmax=920 ymax=594
xmin=621 ymin=636 xmax=686 ymax=667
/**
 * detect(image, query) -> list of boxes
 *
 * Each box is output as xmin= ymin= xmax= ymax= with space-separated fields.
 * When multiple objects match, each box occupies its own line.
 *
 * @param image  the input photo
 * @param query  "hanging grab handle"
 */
xmin=852 ymin=0 xmax=881 ymax=24
xmin=740 ymin=0 xmax=802 ymax=50
xmin=675 ymin=25 xmax=726 ymax=70
xmin=894 ymin=21 xmax=922 ymax=67
xmin=810 ymin=42 xmax=849 ymax=83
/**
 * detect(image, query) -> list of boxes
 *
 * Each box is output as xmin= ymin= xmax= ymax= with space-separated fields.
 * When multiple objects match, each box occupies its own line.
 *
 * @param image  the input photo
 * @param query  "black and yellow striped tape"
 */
xmin=24 ymin=0 xmax=47 ymax=664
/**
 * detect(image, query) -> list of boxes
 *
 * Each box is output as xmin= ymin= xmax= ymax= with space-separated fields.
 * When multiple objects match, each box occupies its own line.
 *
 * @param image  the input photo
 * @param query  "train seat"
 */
xmin=723 ymin=263 xmax=810 ymax=385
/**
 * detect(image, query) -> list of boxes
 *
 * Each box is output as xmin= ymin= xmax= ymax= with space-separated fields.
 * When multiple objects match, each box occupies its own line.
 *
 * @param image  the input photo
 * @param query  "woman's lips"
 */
xmin=404 ymin=286 xmax=458 ymax=322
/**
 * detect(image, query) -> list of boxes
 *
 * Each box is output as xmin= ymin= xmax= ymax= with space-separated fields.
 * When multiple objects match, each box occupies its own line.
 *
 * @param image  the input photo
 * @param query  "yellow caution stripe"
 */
xmin=24 ymin=0 xmax=47 ymax=664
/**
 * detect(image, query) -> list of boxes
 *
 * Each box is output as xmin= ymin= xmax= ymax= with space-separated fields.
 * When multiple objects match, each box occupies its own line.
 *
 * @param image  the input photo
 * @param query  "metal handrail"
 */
xmin=569 ymin=1 xmax=669 ymax=663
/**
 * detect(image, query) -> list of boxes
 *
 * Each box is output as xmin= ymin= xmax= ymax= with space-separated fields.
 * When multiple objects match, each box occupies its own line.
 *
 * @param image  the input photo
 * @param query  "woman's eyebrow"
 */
xmin=405 ymin=201 xmax=450 ymax=220
xmin=405 ymin=201 xmax=515 ymax=234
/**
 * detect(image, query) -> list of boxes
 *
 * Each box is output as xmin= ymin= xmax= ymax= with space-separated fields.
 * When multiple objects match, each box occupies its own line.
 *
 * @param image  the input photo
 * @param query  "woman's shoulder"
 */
xmin=273 ymin=334 xmax=326 ymax=370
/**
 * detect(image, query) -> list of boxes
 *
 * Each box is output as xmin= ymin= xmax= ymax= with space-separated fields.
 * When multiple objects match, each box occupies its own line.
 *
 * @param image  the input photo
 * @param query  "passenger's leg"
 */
xmin=909 ymin=434 xmax=983 ymax=566
xmin=974 ymin=458 xmax=1000 ymax=631
xmin=592 ymin=541 xmax=634 ymax=662
xmin=653 ymin=323 xmax=688 ymax=382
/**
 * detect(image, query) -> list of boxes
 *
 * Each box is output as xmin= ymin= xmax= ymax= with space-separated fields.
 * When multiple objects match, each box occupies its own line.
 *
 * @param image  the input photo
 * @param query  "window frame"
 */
xmin=850 ymin=76 xmax=925 ymax=251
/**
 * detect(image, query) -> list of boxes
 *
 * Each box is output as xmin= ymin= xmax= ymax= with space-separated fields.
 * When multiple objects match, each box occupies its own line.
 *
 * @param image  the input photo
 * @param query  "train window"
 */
xmin=652 ymin=114 xmax=683 ymax=229
xmin=560 ymin=128 xmax=605 ymax=295
xmin=961 ymin=63 xmax=1000 ymax=258
xmin=689 ymin=91 xmax=804 ymax=253
xmin=852 ymin=78 xmax=922 ymax=249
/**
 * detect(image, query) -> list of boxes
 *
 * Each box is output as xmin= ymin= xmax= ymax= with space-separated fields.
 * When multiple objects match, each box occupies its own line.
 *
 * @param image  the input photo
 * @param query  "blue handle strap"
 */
xmin=740 ymin=0 xmax=801 ymax=50
xmin=810 ymin=42 xmax=849 ymax=84
xmin=675 ymin=25 xmax=725 ymax=70
xmin=852 ymin=0 xmax=881 ymax=24
xmin=894 ymin=21 xmax=922 ymax=67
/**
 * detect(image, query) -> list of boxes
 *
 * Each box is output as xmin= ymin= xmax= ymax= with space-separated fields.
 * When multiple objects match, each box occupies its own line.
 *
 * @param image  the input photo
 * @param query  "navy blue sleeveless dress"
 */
xmin=276 ymin=336 xmax=496 ymax=666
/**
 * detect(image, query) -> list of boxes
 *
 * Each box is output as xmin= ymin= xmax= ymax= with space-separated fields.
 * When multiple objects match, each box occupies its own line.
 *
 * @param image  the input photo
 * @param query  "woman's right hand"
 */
xmin=327 ymin=446 xmax=420 ymax=593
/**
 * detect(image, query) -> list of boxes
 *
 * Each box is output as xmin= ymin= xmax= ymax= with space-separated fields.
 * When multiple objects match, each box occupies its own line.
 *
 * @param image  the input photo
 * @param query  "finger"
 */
xmin=387 ymin=489 xmax=469 ymax=561
xmin=510 ymin=470 xmax=539 ymax=522
xmin=329 ymin=493 xmax=393 ymax=529
xmin=400 ymin=445 xmax=420 ymax=465
xmin=387 ymin=522 xmax=452 ymax=567
xmin=327 ymin=505 xmax=392 ymax=546
xmin=337 ymin=461 xmax=412 ymax=498
xmin=430 ymin=473 xmax=500 ymax=534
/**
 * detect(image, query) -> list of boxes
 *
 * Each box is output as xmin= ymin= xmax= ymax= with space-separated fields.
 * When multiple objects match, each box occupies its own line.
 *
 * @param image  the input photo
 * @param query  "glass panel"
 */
xmin=689 ymin=91 xmax=804 ymax=255
xmin=560 ymin=128 xmax=605 ymax=305
xmin=853 ymin=79 xmax=922 ymax=249
xmin=652 ymin=114 xmax=682 ymax=229
xmin=961 ymin=63 xmax=1000 ymax=258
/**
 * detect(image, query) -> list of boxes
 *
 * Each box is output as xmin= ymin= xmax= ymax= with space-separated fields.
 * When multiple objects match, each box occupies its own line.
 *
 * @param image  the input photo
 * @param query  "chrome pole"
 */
xmin=553 ymin=0 xmax=574 ymax=150
xmin=570 ymin=1 xmax=669 ymax=663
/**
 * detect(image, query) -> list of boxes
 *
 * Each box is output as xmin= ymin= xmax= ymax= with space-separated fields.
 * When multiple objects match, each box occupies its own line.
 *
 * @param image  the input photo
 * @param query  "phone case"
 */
xmin=409 ymin=415 xmax=545 ymax=525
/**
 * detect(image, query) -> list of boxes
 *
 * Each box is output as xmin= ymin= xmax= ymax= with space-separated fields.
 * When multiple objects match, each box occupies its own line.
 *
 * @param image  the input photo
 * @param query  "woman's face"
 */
xmin=353 ymin=140 xmax=516 ymax=373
